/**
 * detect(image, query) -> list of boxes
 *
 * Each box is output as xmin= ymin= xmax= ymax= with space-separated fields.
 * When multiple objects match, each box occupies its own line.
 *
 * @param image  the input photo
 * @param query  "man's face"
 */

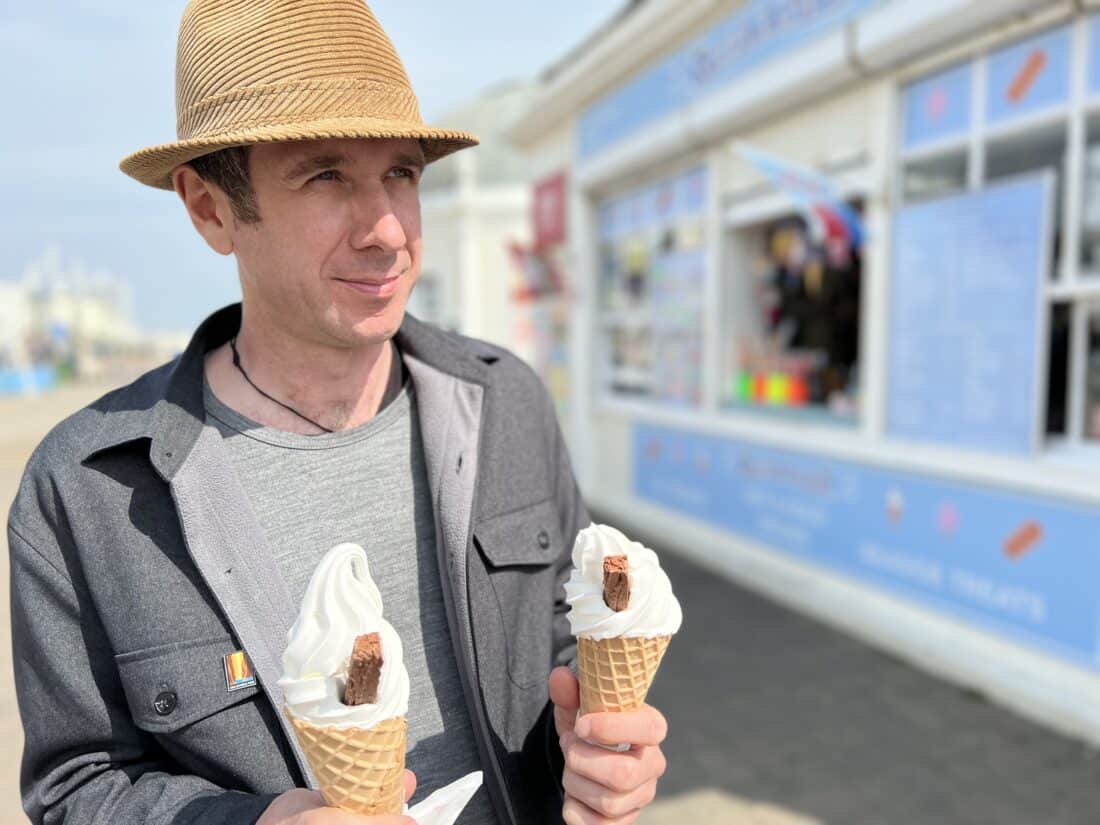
xmin=229 ymin=137 xmax=426 ymax=349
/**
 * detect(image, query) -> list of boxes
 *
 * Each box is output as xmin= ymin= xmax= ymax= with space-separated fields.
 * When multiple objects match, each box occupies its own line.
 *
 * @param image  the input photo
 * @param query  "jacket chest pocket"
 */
xmin=115 ymin=635 xmax=261 ymax=734
xmin=472 ymin=498 xmax=563 ymax=692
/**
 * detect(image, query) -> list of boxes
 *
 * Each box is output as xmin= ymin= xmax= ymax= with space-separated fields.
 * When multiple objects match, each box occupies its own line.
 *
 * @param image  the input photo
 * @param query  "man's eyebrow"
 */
xmin=281 ymin=150 xmax=425 ymax=182
xmin=281 ymin=153 xmax=350 ymax=182
xmin=393 ymin=152 xmax=426 ymax=171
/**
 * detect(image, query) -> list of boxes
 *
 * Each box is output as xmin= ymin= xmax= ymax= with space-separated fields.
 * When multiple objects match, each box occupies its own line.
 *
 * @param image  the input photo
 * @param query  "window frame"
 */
xmin=895 ymin=15 xmax=1100 ymax=452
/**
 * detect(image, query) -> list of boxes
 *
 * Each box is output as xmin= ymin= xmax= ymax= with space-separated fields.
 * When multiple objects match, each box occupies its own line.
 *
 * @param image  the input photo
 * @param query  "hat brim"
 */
xmin=119 ymin=115 xmax=479 ymax=190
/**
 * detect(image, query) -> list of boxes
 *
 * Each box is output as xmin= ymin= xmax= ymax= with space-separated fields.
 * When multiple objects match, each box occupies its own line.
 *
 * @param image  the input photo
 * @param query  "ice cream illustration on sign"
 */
xmin=564 ymin=524 xmax=683 ymax=716
xmin=279 ymin=542 xmax=481 ymax=822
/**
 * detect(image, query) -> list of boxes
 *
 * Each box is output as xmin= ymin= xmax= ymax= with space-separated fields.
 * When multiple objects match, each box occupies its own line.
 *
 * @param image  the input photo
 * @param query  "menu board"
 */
xmin=1091 ymin=15 xmax=1100 ymax=98
xmin=887 ymin=174 xmax=1052 ymax=454
xmin=597 ymin=167 xmax=707 ymax=406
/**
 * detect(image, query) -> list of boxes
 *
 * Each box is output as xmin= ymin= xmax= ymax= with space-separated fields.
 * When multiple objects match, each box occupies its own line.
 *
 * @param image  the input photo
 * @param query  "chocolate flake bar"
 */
xmin=344 ymin=632 xmax=383 ymax=705
xmin=602 ymin=554 xmax=631 ymax=612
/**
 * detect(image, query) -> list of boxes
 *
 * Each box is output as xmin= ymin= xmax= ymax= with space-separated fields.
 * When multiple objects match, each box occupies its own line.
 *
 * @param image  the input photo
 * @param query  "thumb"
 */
xmin=549 ymin=666 xmax=579 ymax=736
xmin=403 ymin=769 xmax=417 ymax=803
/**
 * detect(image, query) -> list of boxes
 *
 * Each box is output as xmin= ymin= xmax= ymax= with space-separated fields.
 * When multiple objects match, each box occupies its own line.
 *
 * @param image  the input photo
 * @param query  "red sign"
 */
xmin=533 ymin=172 xmax=567 ymax=249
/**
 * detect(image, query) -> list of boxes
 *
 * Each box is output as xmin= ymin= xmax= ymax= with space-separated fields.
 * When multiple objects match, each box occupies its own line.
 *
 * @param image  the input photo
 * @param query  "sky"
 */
xmin=0 ymin=2 xmax=620 ymax=332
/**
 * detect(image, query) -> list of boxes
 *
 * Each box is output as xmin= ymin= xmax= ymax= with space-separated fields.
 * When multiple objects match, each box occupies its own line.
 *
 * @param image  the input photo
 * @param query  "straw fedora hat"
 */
xmin=120 ymin=0 xmax=479 ymax=190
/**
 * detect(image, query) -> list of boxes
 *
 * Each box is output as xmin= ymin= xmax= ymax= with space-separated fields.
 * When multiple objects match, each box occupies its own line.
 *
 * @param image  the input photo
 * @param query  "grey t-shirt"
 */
xmin=203 ymin=364 xmax=497 ymax=824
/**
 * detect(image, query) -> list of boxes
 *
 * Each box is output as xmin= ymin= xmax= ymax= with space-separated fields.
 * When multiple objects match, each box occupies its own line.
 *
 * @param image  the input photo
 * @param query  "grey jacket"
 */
xmin=8 ymin=304 xmax=588 ymax=825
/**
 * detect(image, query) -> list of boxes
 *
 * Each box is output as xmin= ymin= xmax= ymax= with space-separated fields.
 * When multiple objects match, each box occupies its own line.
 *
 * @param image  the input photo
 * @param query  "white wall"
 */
xmin=0 ymin=284 xmax=31 ymax=365
xmin=475 ymin=191 xmax=530 ymax=349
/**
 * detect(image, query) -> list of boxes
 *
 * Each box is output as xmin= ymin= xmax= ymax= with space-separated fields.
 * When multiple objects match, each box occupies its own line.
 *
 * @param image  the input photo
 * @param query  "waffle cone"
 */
xmin=577 ymin=635 xmax=671 ymax=715
xmin=285 ymin=711 xmax=407 ymax=816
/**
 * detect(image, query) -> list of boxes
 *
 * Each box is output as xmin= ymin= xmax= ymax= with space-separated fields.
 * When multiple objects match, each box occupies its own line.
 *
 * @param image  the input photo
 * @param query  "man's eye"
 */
xmin=390 ymin=167 xmax=418 ymax=181
xmin=311 ymin=170 xmax=339 ymax=182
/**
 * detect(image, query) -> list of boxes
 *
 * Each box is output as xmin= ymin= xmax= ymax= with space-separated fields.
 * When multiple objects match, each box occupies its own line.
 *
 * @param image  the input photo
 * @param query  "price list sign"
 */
xmin=887 ymin=174 xmax=1053 ymax=455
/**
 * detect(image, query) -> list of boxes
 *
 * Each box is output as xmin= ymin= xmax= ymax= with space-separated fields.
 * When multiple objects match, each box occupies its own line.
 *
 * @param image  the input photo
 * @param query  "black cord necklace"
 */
xmin=229 ymin=336 xmax=334 ymax=434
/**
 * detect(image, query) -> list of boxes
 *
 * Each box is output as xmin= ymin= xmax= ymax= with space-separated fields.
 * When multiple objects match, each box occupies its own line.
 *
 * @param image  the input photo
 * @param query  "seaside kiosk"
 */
xmin=510 ymin=0 xmax=1100 ymax=743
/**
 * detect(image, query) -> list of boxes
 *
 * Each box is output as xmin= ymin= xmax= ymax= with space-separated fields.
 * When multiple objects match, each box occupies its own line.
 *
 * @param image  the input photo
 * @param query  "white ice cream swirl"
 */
xmin=564 ymin=524 xmax=682 ymax=640
xmin=279 ymin=543 xmax=409 ymax=729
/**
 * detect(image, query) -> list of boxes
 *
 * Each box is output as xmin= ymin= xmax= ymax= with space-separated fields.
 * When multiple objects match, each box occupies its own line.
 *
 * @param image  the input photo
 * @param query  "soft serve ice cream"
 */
xmin=280 ymin=542 xmax=409 ymax=727
xmin=279 ymin=543 xmax=484 ymax=821
xmin=565 ymin=524 xmax=682 ymax=640
xmin=278 ymin=543 xmax=410 ymax=816
xmin=564 ymin=524 xmax=682 ymax=719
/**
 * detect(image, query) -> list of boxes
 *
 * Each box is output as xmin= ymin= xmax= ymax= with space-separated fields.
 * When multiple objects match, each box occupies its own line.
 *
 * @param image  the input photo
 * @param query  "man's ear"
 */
xmin=172 ymin=165 xmax=236 ymax=256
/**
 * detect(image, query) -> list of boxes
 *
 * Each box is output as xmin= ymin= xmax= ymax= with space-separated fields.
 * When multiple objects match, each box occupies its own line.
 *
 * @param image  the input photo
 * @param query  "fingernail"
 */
xmin=575 ymin=717 xmax=590 ymax=738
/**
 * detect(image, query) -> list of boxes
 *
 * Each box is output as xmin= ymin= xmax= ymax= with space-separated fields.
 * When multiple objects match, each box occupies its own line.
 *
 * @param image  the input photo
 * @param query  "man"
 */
xmin=8 ymin=2 xmax=669 ymax=824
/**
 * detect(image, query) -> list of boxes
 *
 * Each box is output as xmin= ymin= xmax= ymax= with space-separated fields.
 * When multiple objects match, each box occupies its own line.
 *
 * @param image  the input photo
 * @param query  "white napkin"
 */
xmin=405 ymin=770 xmax=483 ymax=825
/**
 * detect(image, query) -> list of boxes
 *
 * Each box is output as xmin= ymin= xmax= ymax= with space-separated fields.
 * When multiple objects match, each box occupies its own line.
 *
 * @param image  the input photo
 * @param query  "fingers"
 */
xmin=403 ymin=769 xmax=417 ymax=803
xmin=317 ymin=810 xmax=415 ymax=824
xmin=562 ymin=767 xmax=656 ymax=820
xmin=574 ymin=705 xmax=667 ymax=748
xmin=256 ymin=788 xmax=326 ymax=823
xmin=562 ymin=794 xmax=641 ymax=825
xmin=258 ymin=789 xmax=417 ymax=824
xmin=549 ymin=666 xmax=580 ymax=735
xmin=549 ymin=666 xmax=579 ymax=710
xmin=560 ymin=731 xmax=667 ymax=794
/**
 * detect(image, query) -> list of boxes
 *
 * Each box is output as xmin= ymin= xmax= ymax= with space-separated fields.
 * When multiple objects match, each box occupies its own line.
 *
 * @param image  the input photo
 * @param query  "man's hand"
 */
xmin=256 ymin=770 xmax=417 ymax=824
xmin=549 ymin=667 xmax=668 ymax=825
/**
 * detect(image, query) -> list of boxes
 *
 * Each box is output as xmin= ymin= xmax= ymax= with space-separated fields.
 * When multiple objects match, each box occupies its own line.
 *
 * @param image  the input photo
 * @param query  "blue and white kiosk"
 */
xmin=510 ymin=0 xmax=1100 ymax=743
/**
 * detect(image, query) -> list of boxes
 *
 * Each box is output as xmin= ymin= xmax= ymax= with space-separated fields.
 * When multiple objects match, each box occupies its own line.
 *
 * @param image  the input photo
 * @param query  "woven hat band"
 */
xmin=180 ymin=78 xmax=421 ymax=141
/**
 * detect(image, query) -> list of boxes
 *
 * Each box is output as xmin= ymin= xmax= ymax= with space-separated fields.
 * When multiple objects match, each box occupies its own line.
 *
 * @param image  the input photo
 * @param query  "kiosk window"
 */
xmin=1047 ymin=303 xmax=1070 ymax=437
xmin=596 ymin=167 xmax=707 ymax=406
xmin=1080 ymin=111 xmax=1100 ymax=273
xmin=902 ymin=150 xmax=967 ymax=203
xmin=1086 ymin=310 xmax=1100 ymax=441
xmin=723 ymin=210 xmax=862 ymax=422
xmin=892 ymin=21 xmax=1100 ymax=454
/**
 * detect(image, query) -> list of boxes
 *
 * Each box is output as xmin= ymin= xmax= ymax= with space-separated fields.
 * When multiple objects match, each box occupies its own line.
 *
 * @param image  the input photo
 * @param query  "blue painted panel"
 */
xmin=0 ymin=365 xmax=57 ymax=395
xmin=634 ymin=423 xmax=1100 ymax=669
xmin=987 ymin=26 xmax=1071 ymax=125
xmin=902 ymin=62 xmax=972 ymax=150
xmin=1089 ymin=16 xmax=1100 ymax=98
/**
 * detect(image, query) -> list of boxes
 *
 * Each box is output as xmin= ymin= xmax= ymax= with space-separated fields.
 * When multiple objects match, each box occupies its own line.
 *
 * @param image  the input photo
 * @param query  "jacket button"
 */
xmin=153 ymin=691 xmax=178 ymax=716
xmin=537 ymin=530 xmax=551 ymax=549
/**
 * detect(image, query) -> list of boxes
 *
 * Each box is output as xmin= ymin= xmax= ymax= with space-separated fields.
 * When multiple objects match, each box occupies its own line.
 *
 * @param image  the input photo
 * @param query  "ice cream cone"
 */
xmin=286 ymin=711 xmax=407 ymax=816
xmin=576 ymin=634 xmax=671 ymax=715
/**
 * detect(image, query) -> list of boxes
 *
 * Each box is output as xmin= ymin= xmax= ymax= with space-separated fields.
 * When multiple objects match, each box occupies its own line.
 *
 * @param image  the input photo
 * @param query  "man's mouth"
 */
xmin=334 ymin=273 xmax=402 ymax=297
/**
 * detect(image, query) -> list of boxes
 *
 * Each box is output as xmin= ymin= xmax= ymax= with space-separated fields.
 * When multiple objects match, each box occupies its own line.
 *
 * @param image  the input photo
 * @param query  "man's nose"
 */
xmin=350 ymin=189 xmax=408 ymax=251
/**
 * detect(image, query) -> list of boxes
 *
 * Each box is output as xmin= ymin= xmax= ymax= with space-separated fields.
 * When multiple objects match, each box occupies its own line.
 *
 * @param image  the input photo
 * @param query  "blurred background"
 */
xmin=4 ymin=0 xmax=1100 ymax=822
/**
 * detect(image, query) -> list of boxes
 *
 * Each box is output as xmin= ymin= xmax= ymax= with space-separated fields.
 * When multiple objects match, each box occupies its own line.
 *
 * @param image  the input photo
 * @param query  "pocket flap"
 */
xmin=115 ymin=635 xmax=259 ymax=733
xmin=474 ymin=498 xmax=563 ymax=567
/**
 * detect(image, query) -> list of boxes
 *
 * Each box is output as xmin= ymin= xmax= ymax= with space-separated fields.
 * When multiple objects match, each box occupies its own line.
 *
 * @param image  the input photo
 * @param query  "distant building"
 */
xmin=2 ymin=248 xmax=188 ymax=391
xmin=413 ymin=80 xmax=534 ymax=357
xmin=0 ymin=282 xmax=31 ymax=369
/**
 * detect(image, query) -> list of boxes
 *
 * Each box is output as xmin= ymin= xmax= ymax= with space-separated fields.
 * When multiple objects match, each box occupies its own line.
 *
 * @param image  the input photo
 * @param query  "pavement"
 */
xmin=631 ymin=525 xmax=1100 ymax=825
xmin=1 ymin=384 xmax=1099 ymax=824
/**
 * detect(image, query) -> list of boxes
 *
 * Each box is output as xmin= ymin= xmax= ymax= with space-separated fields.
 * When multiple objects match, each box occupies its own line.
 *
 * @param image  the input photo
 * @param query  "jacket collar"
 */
xmin=82 ymin=302 xmax=492 ymax=479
